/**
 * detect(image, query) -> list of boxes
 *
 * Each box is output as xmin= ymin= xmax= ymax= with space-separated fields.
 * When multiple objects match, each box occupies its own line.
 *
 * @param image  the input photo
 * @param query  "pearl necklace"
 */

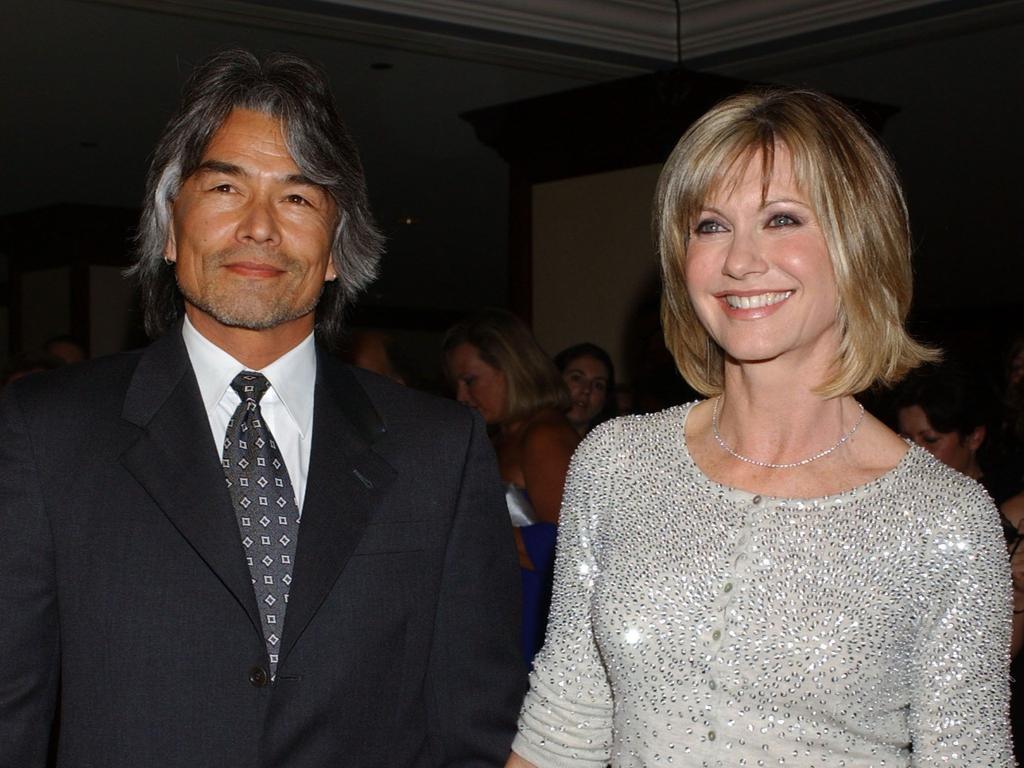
xmin=711 ymin=396 xmax=866 ymax=469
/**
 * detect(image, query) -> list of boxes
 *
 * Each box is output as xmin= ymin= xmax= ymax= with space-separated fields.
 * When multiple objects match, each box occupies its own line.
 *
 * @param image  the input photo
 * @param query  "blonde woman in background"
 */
xmin=508 ymin=89 xmax=1013 ymax=767
xmin=444 ymin=309 xmax=579 ymax=664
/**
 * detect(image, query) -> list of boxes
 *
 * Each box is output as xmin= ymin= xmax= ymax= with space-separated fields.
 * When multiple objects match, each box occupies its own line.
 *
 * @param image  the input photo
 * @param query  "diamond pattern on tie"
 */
xmin=222 ymin=371 xmax=300 ymax=678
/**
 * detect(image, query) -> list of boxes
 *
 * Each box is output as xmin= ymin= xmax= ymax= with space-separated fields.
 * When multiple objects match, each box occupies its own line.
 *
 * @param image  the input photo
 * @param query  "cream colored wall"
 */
xmin=531 ymin=163 xmax=663 ymax=382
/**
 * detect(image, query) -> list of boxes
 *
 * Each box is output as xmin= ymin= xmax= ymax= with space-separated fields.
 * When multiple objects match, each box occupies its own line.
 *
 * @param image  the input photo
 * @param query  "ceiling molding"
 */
xmin=80 ymin=0 xmax=648 ymax=80
xmin=86 ymin=0 xmax=958 ymax=66
xmin=308 ymin=0 xmax=953 ymax=60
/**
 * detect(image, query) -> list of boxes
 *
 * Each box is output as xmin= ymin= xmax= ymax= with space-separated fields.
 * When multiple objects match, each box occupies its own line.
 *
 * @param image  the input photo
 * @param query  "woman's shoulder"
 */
xmin=584 ymin=402 xmax=697 ymax=447
xmin=894 ymin=444 xmax=999 ymax=527
xmin=520 ymin=409 xmax=579 ymax=446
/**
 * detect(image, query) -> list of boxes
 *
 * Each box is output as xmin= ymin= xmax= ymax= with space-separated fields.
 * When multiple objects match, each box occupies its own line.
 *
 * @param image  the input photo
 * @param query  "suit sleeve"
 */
xmin=0 ymin=385 xmax=61 ymax=768
xmin=426 ymin=410 xmax=526 ymax=766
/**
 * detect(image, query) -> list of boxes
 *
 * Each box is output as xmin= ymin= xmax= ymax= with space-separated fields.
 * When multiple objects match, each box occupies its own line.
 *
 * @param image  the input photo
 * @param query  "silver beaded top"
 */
xmin=712 ymin=396 xmax=866 ymax=469
xmin=513 ymin=403 xmax=1014 ymax=768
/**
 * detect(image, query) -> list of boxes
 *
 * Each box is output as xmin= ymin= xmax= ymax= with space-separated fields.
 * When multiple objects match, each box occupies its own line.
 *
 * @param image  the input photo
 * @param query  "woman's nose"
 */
xmin=721 ymin=228 xmax=768 ymax=279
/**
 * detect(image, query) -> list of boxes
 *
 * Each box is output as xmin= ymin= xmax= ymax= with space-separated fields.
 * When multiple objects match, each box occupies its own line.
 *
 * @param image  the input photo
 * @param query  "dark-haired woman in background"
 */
xmin=894 ymin=360 xmax=1016 ymax=503
xmin=554 ymin=343 xmax=617 ymax=437
xmin=444 ymin=310 xmax=579 ymax=664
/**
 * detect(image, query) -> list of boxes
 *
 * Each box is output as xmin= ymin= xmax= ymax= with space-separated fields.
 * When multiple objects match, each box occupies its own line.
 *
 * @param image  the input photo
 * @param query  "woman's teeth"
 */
xmin=724 ymin=291 xmax=792 ymax=309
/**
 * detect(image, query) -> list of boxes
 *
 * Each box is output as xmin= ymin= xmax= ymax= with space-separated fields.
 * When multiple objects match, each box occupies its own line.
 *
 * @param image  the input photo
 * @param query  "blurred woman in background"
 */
xmin=894 ymin=360 xmax=1012 ymax=500
xmin=444 ymin=309 xmax=579 ymax=664
xmin=554 ymin=342 xmax=617 ymax=437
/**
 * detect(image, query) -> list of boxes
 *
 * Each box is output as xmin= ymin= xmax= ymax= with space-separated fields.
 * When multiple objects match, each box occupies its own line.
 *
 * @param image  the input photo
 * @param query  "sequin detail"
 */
xmin=513 ymin=403 xmax=1015 ymax=768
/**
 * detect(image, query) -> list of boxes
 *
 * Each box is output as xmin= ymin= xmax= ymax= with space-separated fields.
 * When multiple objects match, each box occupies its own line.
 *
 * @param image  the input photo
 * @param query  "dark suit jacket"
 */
xmin=0 ymin=328 xmax=525 ymax=767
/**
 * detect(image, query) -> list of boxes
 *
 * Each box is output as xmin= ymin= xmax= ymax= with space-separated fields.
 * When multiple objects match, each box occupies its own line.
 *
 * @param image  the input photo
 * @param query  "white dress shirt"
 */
xmin=182 ymin=316 xmax=316 ymax=510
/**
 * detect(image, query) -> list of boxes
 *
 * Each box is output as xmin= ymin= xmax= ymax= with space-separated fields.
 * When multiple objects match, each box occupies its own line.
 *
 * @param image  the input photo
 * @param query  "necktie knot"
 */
xmin=231 ymin=371 xmax=271 ymax=404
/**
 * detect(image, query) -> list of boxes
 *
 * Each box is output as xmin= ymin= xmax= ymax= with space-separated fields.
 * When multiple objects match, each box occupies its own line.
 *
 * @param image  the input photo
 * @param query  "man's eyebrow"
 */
xmin=194 ymin=161 xmax=321 ymax=188
xmin=283 ymin=173 xmax=324 ymax=188
xmin=194 ymin=159 xmax=246 ymax=176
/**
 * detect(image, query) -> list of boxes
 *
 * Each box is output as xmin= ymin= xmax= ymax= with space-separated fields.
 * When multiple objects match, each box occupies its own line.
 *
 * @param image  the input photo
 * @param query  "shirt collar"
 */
xmin=181 ymin=315 xmax=317 ymax=439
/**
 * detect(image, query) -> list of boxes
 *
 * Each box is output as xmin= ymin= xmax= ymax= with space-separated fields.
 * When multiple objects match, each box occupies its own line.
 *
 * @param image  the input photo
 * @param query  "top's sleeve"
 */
xmin=0 ymin=385 xmax=61 ymax=768
xmin=424 ymin=409 xmax=527 ymax=766
xmin=909 ymin=479 xmax=1016 ymax=766
xmin=512 ymin=428 xmax=615 ymax=768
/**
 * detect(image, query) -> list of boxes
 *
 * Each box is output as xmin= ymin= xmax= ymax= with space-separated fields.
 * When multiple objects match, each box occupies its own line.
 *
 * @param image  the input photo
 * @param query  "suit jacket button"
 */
xmin=249 ymin=665 xmax=269 ymax=688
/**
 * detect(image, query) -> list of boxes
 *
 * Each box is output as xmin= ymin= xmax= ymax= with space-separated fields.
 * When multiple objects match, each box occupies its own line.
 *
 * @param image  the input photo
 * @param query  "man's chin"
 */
xmin=184 ymin=297 xmax=318 ymax=333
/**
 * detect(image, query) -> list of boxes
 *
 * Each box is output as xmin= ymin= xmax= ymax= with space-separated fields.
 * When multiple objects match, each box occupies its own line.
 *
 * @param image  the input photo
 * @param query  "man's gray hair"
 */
xmin=129 ymin=48 xmax=383 ymax=348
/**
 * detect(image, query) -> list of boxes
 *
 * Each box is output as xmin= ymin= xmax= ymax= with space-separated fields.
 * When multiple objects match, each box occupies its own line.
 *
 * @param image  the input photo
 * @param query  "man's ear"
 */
xmin=164 ymin=210 xmax=177 ymax=265
xmin=324 ymin=259 xmax=337 ymax=282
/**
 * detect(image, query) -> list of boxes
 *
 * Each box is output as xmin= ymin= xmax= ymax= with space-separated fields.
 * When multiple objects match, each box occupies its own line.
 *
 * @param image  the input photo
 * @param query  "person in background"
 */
xmin=43 ymin=335 xmax=87 ymax=364
xmin=508 ymin=88 xmax=1013 ymax=767
xmin=341 ymin=328 xmax=410 ymax=386
xmin=894 ymin=360 xmax=1014 ymax=502
xmin=1 ymin=351 xmax=65 ymax=387
xmin=554 ymin=342 xmax=617 ymax=437
xmin=444 ymin=309 xmax=579 ymax=664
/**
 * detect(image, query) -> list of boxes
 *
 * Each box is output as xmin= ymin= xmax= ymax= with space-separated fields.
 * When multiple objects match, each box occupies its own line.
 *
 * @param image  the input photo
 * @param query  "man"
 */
xmin=1 ymin=49 xmax=524 ymax=767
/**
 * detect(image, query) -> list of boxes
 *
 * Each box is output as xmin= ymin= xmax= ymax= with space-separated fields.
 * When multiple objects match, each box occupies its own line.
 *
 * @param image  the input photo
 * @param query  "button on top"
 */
xmin=752 ymin=495 xmax=762 ymax=505
xmin=712 ymin=629 xmax=722 ymax=641
xmin=249 ymin=665 xmax=269 ymax=688
xmin=723 ymin=582 xmax=734 ymax=593
xmin=708 ymin=730 xmax=717 ymax=741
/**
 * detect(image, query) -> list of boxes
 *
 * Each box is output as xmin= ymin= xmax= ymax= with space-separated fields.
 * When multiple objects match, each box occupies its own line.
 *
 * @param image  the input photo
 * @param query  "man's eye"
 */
xmin=768 ymin=213 xmax=799 ymax=227
xmin=211 ymin=183 xmax=234 ymax=193
xmin=694 ymin=219 xmax=726 ymax=234
xmin=285 ymin=194 xmax=310 ymax=205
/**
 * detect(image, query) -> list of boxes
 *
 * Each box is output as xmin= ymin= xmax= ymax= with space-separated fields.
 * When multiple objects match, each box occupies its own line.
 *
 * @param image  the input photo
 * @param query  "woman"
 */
xmin=554 ymin=343 xmax=617 ymax=436
xmin=509 ymin=89 xmax=1013 ymax=766
xmin=443 ymin=309 xmax=580 ymax=663
xmin=894 ymin=361 xmax=999 ymax=494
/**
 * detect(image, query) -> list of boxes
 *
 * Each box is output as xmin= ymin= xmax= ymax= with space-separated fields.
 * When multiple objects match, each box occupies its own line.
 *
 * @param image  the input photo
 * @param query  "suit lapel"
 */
xmin=119 ymin=329 xmax=260 ymax=630
xmin=278 ymin=353 xmax=396 ymax=664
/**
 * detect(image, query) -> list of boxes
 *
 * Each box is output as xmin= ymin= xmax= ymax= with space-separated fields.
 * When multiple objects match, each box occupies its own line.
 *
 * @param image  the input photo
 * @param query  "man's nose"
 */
xmin=237 ymin=196 xmax=282 ymax=245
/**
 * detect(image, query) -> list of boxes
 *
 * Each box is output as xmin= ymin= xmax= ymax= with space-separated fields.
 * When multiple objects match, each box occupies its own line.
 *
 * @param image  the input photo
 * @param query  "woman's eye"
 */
xmin=768 ymin=213 xmax=799 ymax=227
xmin=694 ymin=219 xmax=726 ymax=234
xmin=593 ymin=382 xmax=607 ymax=393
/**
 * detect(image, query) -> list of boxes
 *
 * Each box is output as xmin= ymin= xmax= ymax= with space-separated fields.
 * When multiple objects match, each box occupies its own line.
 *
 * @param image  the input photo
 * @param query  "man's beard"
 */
xmin=176 ymin=249 xmax=326 ymax=330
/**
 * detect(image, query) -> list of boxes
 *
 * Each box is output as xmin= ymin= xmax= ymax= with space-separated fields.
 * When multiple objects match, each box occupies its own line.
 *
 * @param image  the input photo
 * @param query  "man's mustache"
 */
xmin=207 ymin=247 xmax=298 ymax=273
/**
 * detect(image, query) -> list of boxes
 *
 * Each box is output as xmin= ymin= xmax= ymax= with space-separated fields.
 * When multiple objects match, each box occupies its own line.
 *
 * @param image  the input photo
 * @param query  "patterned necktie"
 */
xmin=222 ymin=371 xmax=300 ymax=678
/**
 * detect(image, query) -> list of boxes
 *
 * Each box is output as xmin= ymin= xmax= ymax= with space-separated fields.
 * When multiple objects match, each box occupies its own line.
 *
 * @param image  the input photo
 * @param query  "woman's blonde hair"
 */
xmin=656 ymin=87 xmax=938 ymax=397
xmin=442 ymin=309 xmax=570 ymax=423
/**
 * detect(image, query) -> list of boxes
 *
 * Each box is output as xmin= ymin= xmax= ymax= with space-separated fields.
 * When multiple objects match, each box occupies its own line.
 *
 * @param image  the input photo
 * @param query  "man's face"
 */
xmin=165 ymin=108 xmax=338 ymax=339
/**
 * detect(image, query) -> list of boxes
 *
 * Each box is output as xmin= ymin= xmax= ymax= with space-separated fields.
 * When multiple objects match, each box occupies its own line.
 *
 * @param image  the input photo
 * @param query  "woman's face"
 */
xmin=683 ymin=143 xmax=840 ymax=374
xmin=897 ymin=404 xmax=983 ymax=477
xmin=562 ymin=355 xmax=610 ymax=430
xmin=446 ymin=342 xmax=507 ymax=425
